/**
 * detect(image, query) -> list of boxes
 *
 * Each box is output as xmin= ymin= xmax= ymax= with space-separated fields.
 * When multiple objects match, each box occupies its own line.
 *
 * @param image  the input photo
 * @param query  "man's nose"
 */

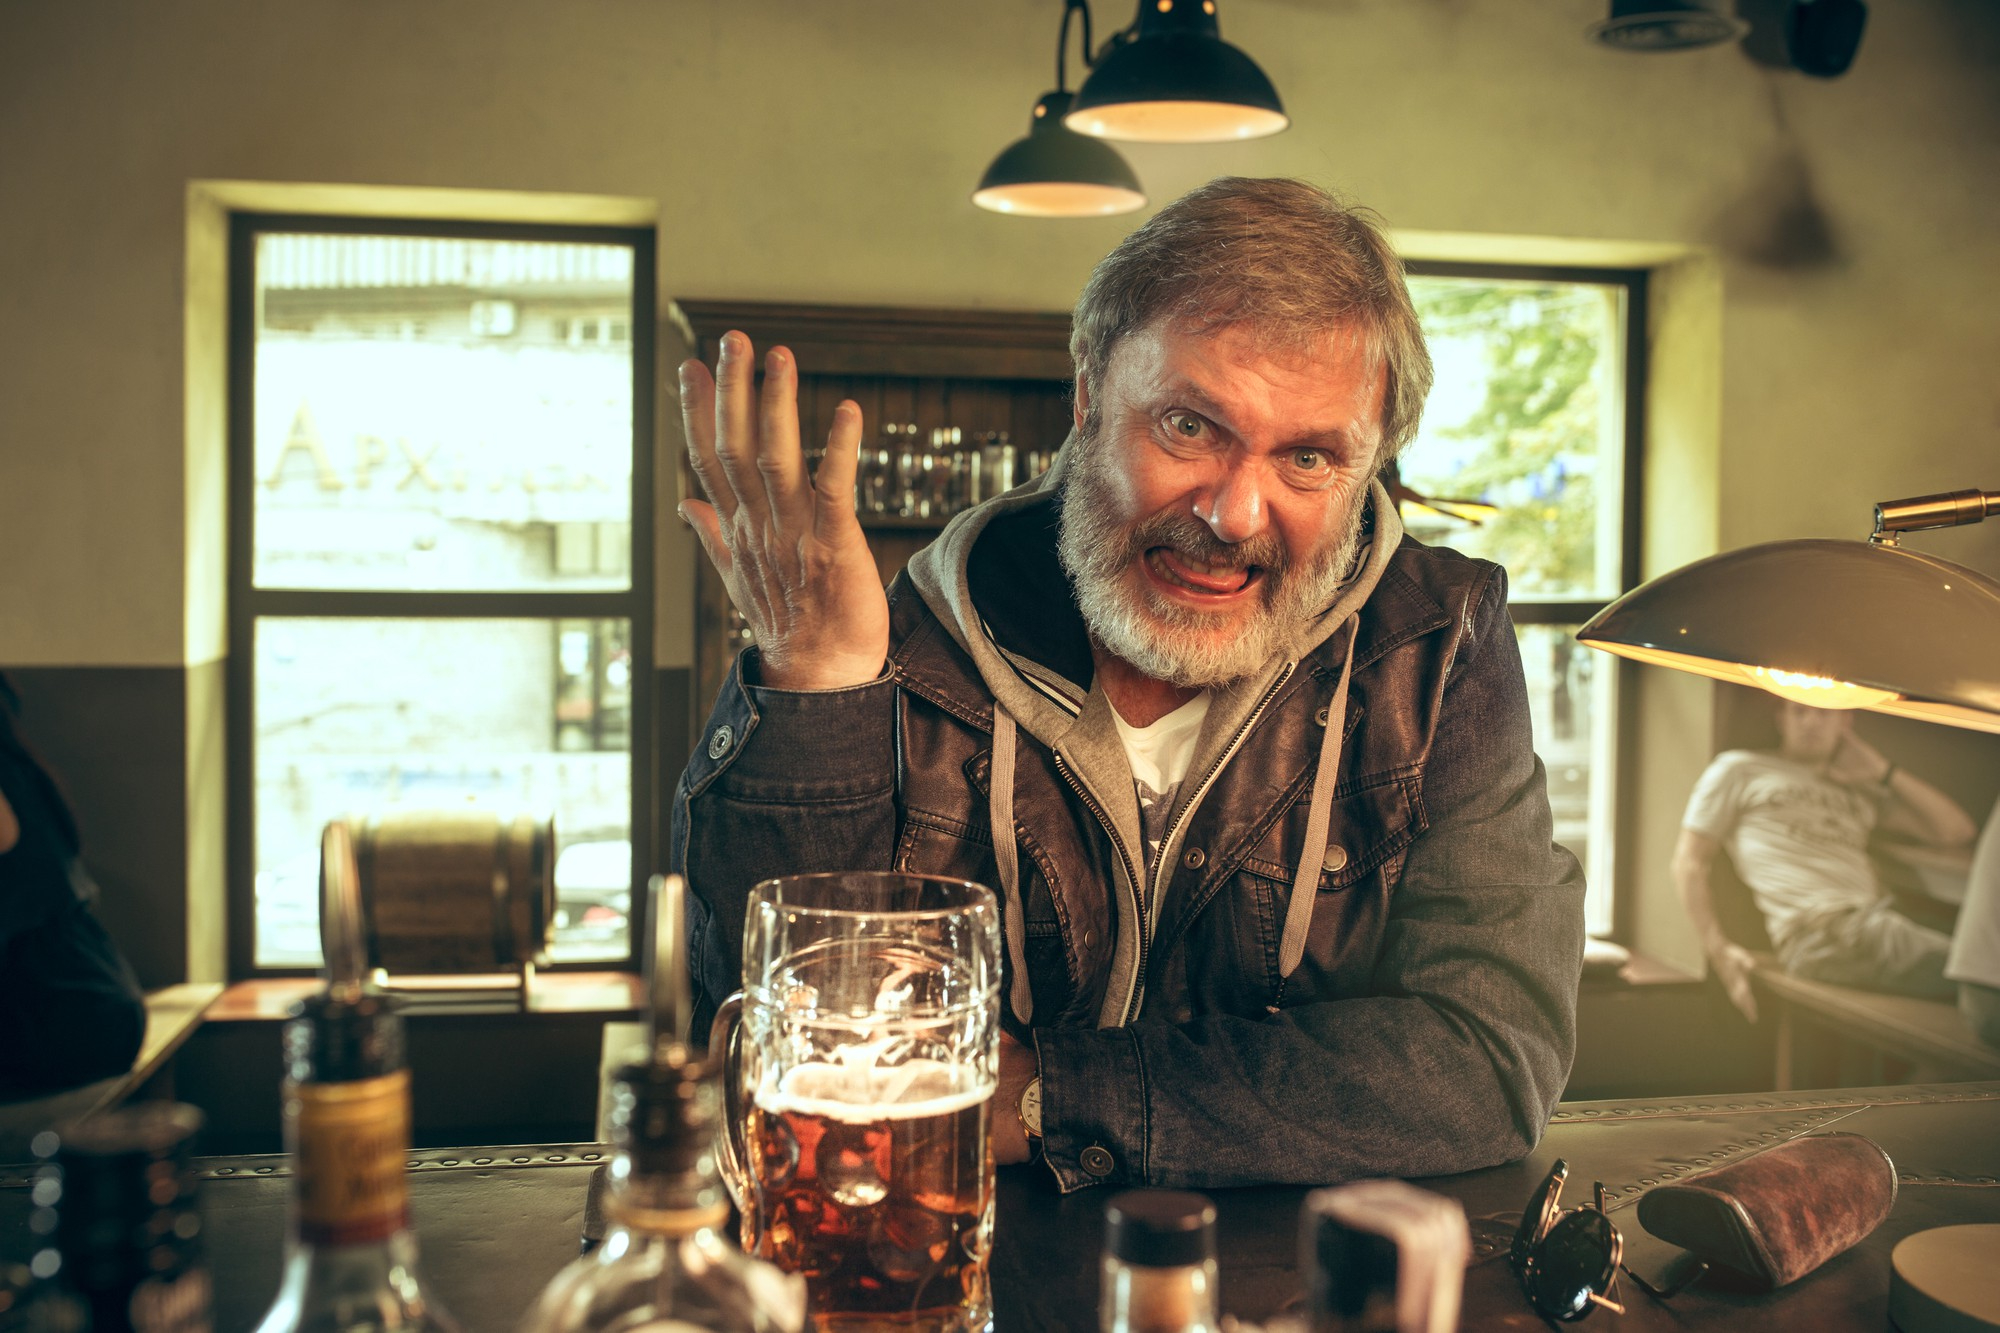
xmin=1194 ymin=460 xmax=1267 ymax=546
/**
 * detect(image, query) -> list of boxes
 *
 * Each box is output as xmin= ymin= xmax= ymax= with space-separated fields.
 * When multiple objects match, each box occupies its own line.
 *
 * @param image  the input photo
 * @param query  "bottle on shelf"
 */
xmin=23 ymin=1103 xmax=213 ymax=1333
xmin=518 ymin=874 xmax=805 ymax=1333
xmin=1100 ymin=1191 xmax=1220 ymax=1333
xmin=252 ymin=822 xmax=460 ymax=1333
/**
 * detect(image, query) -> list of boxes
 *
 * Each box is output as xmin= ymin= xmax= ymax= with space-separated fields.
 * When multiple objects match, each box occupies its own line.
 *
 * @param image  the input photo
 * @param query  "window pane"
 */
xmin=253 ymin=617 xmax=633 ymax=967
xmin=1403 ymin=277 xmax=1626 ymax=600
xmin=1516 ymin=623 xmax=1618 ymax=937
xmin=251 ymin=234 xmax=635 ymax=592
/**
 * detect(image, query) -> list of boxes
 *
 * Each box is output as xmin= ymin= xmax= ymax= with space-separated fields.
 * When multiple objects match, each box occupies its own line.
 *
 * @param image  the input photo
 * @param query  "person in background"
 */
xmin=1945 ymin=794 xmax=2000 ymax=1045
xmin=0 ymin=674 xmax=146 ymax=1100
xmin=1673 ymin=699 xmax=1977 ymax=1022
xmin=672 ymin=178 xmax=1584 ymax=1192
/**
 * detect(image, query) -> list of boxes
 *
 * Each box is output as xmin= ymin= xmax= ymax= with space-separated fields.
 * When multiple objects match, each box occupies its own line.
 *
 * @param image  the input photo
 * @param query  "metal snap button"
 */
xmin=1322 ymin=844 xmax=1348 ymax=872
xmin=1182 ymin=847 xmax=1205 ymax=870
xmin=707 ymin=724 xmax=734 ymax=760
xmin=1080 ymin=1145 xmax=1115 ymax=1178
xmin=1314 ymin=705 xmax=1330 ymax=727
xmin=1083 ymin=929 xmax=1096 ymax=949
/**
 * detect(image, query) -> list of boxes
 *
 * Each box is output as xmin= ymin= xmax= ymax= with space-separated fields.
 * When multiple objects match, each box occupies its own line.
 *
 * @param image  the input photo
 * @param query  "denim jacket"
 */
xmin=673 ymin=487 xmax=1584 ymax=1193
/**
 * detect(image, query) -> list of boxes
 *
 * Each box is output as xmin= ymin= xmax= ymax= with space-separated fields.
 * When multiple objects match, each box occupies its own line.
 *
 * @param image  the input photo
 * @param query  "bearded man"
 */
xmin=672 ymin=177 xmax=1585 ymax=1191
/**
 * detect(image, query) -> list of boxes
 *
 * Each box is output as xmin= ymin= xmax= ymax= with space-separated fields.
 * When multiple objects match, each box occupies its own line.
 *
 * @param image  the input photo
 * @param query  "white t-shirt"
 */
xmin=1946 ymin=795 xmax=2000 ymax=988
xmin=1110 ymin=692 xmax=1211 ymax=881
xmin=1681 ymin=749 xmax=1883 ymax=946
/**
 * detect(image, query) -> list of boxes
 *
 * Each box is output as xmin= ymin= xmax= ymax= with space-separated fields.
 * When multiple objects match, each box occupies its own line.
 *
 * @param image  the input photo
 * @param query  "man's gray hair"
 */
xmin=1069 ymin=177 xmax=1433 ymax=460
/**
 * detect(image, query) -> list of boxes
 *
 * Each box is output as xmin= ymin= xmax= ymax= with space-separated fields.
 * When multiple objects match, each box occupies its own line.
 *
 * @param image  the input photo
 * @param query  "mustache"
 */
xmin=1120 ymin=509 xmax=1289 ymax=574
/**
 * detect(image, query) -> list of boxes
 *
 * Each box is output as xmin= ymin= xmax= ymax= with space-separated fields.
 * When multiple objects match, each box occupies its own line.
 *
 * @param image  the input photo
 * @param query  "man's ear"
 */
xmin=1073 ymin=372 xmax=1090 ymax=432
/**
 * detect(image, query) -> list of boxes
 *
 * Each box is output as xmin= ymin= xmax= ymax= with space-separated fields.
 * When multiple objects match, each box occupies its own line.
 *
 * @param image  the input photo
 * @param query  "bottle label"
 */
xmin=286 ymin=1071 xmax=412 ymax=1245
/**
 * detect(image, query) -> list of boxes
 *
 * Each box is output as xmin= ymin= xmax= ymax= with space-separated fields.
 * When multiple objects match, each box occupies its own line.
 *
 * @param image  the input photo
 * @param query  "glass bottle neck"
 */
xmin=1100 ymin=1256 xmax=1220 ymax=1333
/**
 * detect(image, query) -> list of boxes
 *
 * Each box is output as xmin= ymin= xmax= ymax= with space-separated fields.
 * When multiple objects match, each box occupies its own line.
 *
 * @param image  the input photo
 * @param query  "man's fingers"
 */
xmin=710 ymin=330 xmax=769 ymax=520
xmin=678 ymin=360 xmax=732 ymax=518
xmin=679 ymin=500 xmax=732 ymax=578
xmin=814 ymin=399 xmax=865 ymax=533
xmin=756 ymin=346 xmax=810 ymax=516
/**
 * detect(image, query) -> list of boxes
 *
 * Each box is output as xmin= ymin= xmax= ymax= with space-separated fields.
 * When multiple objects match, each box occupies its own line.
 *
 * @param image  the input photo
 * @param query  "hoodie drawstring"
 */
xmin=989 ymin=706 xmax=1034 ymax=1024
xmin=1278 ymin=625 xmax=1358 ymax=980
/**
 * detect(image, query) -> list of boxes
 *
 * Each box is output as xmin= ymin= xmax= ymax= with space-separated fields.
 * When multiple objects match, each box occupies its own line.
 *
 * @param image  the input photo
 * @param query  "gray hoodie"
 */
xmin=905 ymin=448 xmax=1405 ymax=1028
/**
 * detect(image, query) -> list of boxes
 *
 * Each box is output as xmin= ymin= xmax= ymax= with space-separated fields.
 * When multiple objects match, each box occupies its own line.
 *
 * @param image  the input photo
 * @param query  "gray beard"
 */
xmin=1055 ymin=440 xmax=1366 ymax=689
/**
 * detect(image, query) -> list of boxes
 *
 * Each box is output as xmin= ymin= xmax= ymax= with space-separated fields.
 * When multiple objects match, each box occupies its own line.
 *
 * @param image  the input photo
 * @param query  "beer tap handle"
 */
xmin=319 ymin=819 xmax=366 ymax=1005
xmin=646 ymin=874 xmax=692 ymax=1068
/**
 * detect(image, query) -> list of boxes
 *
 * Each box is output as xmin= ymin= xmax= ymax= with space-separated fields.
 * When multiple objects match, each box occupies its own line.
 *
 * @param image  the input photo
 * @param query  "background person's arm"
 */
xmin=1672 ymin=827 xmax=1760 ymax=1022
xmin=0 ymin=785 xmax=16 ymax=854
xmin=1826 ymin=732 xmax=1977 ymax=847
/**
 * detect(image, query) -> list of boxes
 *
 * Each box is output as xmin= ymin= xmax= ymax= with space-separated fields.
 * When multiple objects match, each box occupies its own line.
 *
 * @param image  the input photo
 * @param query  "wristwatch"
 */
xmin=1019 ymin=1076 xmax=1042 ymax=1141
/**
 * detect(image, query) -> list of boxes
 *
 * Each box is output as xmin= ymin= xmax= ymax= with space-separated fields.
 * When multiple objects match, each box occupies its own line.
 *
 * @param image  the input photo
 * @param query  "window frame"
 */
xmin=1403 ymin=259 xmax=1648 ymax=942
xmin=224 ymin=212 xmax=658 ymax=979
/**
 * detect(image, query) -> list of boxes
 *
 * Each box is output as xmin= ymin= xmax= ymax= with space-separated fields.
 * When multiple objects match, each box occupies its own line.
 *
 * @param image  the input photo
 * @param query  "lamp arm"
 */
xmin=1057 ymin=0 xmax=1094 ymax=92
xmin=1869 ymin=488 xmax=2000 ymax=546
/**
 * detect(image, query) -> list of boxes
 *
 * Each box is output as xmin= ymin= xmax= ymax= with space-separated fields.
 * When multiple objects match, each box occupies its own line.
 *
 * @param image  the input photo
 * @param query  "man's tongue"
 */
xmin=1154 ymin=547 xmax=1252 ymax=594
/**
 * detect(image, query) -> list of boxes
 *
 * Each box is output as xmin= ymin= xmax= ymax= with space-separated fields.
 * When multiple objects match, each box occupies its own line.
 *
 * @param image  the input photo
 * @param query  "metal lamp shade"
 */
xmin=1576 ymin=538 xmax=2000 ymax=734
xmin=974 ymin=91 xmax=1147 ymax=217
xmin=1587 ymin=0 xmax=1747 ymax=51
xmin=1066 ymin=2 xmax=1287 ymax=143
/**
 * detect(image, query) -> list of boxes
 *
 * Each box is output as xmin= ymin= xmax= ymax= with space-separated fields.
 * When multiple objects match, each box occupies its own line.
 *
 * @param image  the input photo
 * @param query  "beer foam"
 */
xmin=757 ymin=1058 xmax=993 ymax=1124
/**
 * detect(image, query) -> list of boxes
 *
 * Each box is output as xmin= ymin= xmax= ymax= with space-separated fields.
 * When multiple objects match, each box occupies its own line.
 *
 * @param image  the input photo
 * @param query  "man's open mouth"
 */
xmin=1146 ymin=547 xmax=1263 ymax=597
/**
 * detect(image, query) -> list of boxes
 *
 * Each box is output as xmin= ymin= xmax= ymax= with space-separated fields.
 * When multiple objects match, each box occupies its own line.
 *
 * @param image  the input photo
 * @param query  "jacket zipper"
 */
xmin=1051 ymin=751 xmax=1148 ymax=1027
xmin=1143 ymin=662 xmax=1296 ymax=1011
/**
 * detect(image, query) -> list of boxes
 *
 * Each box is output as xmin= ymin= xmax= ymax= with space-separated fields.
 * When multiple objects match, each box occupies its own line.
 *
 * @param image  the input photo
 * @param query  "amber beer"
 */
xmin=743 ymin=1059 xmax=996 ymax=1330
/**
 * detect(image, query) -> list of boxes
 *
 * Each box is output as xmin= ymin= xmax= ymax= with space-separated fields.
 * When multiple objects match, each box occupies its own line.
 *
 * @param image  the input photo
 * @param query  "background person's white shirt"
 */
xmin=1682 ymin=749 xmax=1883 ymax=947
xmin=1947 ymin=795 xmax=2000 ymax=989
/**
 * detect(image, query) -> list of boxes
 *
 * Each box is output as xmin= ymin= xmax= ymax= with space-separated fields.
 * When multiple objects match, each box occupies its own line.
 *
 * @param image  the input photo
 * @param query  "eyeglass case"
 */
xmin=1636 ymin=1132 xmax=1898 ymax=1291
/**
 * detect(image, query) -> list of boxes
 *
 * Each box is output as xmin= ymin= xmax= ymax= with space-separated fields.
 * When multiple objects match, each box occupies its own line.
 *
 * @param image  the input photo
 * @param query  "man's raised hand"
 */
xmin=678 ymin=333 xmax=890 ymax=692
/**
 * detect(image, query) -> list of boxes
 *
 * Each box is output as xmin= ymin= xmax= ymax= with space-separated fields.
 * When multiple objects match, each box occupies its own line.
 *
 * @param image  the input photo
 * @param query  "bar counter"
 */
xmin=4 ymin=1082 xmax=1997 ymax=1330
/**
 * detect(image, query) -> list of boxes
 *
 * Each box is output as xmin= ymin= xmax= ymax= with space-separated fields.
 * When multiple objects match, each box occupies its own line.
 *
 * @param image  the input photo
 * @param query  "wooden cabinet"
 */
xmin=666 ymin=300 xmax=1075 ymax=726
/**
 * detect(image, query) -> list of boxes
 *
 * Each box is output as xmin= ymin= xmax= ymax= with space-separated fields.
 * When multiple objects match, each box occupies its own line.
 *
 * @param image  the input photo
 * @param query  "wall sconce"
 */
xmin=976 ymin=0 xmax=1285 ymax=216
xmin=1577 ymin=488 xmax=2000 ymax=734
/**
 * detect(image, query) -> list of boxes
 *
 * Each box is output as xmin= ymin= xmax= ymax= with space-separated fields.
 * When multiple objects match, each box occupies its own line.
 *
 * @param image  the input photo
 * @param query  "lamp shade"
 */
xmin=1576 ymin=538 xmax=2000 ymax=734
xmin=1066 ymin=0 xmax=1287 ymax=143
xmin=1587 ymin=0 xmax=1748 ymax=51
xmin=974 ymin=91 xmax=1147 ymax=217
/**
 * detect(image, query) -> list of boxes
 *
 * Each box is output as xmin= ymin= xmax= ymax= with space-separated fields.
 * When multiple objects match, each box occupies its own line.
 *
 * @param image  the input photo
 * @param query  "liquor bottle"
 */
xmin=22 ymin=1104 xmax=213 ymax=1333
xmin=1100 ymin=1191 xmax=1220 ymax=1333
xmin=518 ymin=874 xmax=804 ymax=1333
xmin=1280 ymin=1181 xmax=1468 ymax=1333
xmin=252 ymin=823 xmax=460 ymax=1333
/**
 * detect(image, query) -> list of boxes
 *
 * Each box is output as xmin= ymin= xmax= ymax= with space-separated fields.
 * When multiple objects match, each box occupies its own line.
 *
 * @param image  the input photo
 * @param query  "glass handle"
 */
xmin=707 ymin=991 xmax=751 ymax=1211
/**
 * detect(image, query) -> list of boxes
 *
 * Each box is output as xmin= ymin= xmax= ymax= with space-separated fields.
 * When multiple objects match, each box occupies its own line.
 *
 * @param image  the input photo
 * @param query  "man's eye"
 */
xmin=1165 ymin=411 xmax=1205 ymax=438
xmin=1293 ymin=449 xmax=1326 ymax=471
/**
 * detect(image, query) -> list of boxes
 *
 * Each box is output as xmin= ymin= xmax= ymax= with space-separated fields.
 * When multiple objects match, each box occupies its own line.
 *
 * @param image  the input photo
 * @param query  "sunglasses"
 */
xmin=1508 ymin=1159 xmax=1706 ymax=1322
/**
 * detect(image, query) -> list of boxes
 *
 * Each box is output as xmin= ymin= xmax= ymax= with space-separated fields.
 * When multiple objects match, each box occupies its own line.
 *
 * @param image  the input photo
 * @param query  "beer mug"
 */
xmin=710 ymin=873 xmax=1002 ymax=1332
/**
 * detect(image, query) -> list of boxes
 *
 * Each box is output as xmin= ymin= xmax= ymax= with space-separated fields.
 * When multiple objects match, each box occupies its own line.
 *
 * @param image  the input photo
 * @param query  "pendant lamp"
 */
xmin=1577 ymin=489 xmax=2000 ymax=734
xmin=1065 ymin=0 xmax=1288 ymax=143
xmin=975 ymin=1 xmax=1147 ymax=217
xmin=1587 ymin=0 xmax=1748 ymax=52
xmin=974 ymin=91 xmax=1146 ymax=217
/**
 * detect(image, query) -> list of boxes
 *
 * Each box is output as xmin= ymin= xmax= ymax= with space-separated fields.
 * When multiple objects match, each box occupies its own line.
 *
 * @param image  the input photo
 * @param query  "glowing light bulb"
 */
xmin=1747 ymin=666 xmax=1899 ymax=710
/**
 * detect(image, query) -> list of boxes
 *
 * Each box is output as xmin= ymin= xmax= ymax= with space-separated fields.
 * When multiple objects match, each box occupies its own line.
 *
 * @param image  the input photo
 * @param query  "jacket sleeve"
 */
xmin=671 ymin=649 xmax=901 ymax=1033
xmin=1032 ymin=570 xmax=1586 ymax=1191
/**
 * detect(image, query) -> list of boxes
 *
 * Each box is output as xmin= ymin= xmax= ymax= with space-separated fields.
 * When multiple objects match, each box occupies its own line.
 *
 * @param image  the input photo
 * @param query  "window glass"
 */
xmin=252 ymin=617 xmax=633 ymax=967
xmin=251 ymin=234 xmax=635 ymax=592
xmin=1402 ymin=277 xmax=1625 ymax=601
xmin=1515 ymin=623 xmax=1618 ymax=937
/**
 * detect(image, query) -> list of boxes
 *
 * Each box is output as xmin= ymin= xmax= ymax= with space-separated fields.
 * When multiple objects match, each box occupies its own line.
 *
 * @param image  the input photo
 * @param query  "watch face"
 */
xmin=1020 ymin=1078 xmax=1042 ymax=1136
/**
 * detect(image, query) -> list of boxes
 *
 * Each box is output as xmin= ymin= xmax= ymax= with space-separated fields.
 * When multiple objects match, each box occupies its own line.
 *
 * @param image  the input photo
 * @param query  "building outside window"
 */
xmin=1401 ymin=264 xmax=1644 ymax=939
xmin=228 ymin=219 xmax=655 ymax=974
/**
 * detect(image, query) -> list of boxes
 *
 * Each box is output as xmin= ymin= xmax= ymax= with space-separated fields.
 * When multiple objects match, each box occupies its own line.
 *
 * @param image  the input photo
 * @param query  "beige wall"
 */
xmin=1 ymin=0 xmax=1995 ymax=964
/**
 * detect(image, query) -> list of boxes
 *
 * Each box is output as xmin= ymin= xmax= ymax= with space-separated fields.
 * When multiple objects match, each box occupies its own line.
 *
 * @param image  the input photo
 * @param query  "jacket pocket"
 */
xmin=1235 ymin=771 xmax=1424 ymax=893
